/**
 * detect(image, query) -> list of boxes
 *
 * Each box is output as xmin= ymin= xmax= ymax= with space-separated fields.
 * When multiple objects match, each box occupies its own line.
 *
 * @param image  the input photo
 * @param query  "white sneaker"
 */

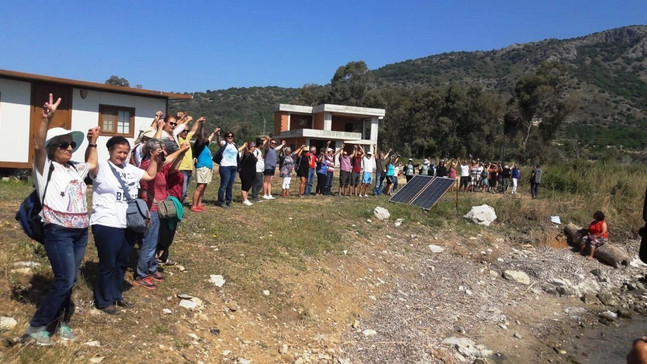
xmin=243 ymin=200 xmax=253 ymax=206
xmin=267 ymin=195 xmax=275 ymax=200
xmin=262 ymin=195 xmax=271 ymax=200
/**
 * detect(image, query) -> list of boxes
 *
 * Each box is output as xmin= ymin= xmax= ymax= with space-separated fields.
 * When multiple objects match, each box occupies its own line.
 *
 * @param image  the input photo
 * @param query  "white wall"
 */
xmin=71 ymin=89 xmax=167 ymax=161
xmin=0 ymin=78 xmax=32 ymax=163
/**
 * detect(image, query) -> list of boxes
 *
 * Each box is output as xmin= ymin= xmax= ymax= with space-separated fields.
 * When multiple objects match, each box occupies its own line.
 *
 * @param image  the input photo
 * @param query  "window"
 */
xmin=99 ymin=105 xmax=135 ymax=136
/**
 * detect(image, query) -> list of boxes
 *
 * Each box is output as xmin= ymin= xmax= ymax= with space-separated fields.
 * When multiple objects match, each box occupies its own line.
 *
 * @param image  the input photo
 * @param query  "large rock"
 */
xmin=564 ymin=223 xmax=630 ymax=267
xmin=463 ymin=205 xmax=497 ymax=226
xmin=373 ymin=206 xmax=390 ymax=221
xmin=503 ymin=270 xmax=531 ymax=285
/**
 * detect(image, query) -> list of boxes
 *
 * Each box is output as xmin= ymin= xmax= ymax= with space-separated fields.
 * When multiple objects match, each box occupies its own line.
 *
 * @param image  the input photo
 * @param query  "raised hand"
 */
xmin=42 ymin=93 xmax=62 ymax=119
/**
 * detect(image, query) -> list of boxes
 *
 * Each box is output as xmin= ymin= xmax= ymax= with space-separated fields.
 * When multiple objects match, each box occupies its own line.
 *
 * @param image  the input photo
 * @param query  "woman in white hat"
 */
xmin=23 ymin=94 xmax=98 ymax=345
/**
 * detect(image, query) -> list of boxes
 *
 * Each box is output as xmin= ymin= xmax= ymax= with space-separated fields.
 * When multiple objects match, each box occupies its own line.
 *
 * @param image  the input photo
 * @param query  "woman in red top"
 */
xmin=580 ymin=211 xmax=608 ymax=260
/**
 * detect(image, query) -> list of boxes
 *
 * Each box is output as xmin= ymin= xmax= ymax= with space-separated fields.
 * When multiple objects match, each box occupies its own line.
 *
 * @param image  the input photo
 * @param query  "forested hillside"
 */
xmin=170 ymin=25 xmax=647 ymax=162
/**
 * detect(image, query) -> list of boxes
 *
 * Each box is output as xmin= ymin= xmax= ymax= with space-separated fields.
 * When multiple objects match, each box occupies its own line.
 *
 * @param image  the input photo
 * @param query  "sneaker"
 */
xmin=24 ymin=327 xmax=53 ymax=346
xmin=135 ymin=276 xmax=157 ymax=290
xmin=190 ymin=206 xmax=202 ymax=212
xmin=150 ymin=271 xmax=165 ymax=282
xmin=162 ymin=259 xmax=178 ymax=266
xmin=262 ymin=195 xmax=271 ymax=200
xmin=58 ymin=324 xmax=76 ymax=341
xmin=242 ymin=199 xmax=253 ymax=206
xmin=267 ymin=195 xmax=275 ymax=200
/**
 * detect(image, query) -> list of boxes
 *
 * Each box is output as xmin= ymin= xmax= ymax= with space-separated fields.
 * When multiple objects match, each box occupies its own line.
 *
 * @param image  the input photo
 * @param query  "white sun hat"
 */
xmin=45 ymin=127 xmax=85 ymax=153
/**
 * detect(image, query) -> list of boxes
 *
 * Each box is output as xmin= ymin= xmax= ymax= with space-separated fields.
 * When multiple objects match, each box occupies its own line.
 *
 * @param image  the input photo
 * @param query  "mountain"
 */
xmin=172 ymin=25 xmax=647 ymax=150
xmin=371 ymin=25 xmax=647 ymax=148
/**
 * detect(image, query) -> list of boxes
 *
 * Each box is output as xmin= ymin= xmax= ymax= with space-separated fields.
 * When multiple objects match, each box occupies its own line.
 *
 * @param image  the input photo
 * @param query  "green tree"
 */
xmin=105 ymin=75 xmax=130 ymax=87
xmin=504 ymin=61 xmax=577 ymax=160
xmin=325 ymin=61 xmax=372 ymax=105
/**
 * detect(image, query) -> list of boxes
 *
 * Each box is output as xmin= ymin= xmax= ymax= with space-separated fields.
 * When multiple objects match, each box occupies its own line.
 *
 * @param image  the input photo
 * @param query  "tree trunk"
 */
xmin=564 ymin=223 xmax=629 ymax=268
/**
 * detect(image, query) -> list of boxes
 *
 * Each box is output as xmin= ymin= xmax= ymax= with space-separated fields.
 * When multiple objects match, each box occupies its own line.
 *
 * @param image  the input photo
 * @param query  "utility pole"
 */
xmin=262 ymin=117 xmax=266 ymax=135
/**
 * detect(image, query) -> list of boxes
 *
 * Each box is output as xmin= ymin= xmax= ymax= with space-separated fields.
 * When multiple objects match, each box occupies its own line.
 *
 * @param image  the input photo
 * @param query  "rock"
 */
xmin=177 ymin=293 xmax=193 ymax=300
xmin=577 ymin=279 xmax=601 ymax=294
xmin=279 ymin=343 xmax=289 ymax=354
xmin=373 ymin=207 xmax=390 ymax=220
xmin=564 ymin=307 xmax=587 ymax=319
xmin=618 ymin=309 xmax=633 ymax=319
xmin=564 ymin=223 xmax=630 ymax=267
xmin=162 ymin=308 xmax=172 ymax=314
xmin=463 ymin=205 xmax=497 ymax=226
xmin=352 ymin=320 xmax=360 ymax=329
xmin=236 ymin=358 xmax=251 ymax=364
xmin=263 ymin=290 xmax=270 ymax=296
xmin=209 ymin=275 xmax=226 ymax=287
xmin=598 ymin=292 xmax=620 ymax=307
xmin=89 ymin=357 xmax=105 ymax=364
xmin=362 ymin=329 xmax=377 ymax=337
xmin=503 ymin=270 xmax=531 ymax=285
xmin=428 ymin=244 xmax=445 ymax=253
xmin=599 ymin=310 xmax=618 ymax=320
xmin=542 ymin=284 xmax=558 ymax=295
xmin=84 ymin=340 xmax=101 ymax=347
xmin=394 ymin=218 xmax=404 ymax=227
xmin=0 ymin=317 xmax=17 ymax=331
xmin=513 ymin=333 xmax=523 ymax=339
xmin=582 ymin=293 xmax=601 ymax=305
xmin=179 ymin=299 xmax=198 ymax=310
xmin=226 ymin=301 xmax=239 ymax=312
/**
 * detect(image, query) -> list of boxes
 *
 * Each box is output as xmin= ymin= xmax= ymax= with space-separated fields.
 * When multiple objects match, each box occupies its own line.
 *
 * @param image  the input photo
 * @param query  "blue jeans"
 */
xmin=325 ymin=171 xmax=334 ymax=195
xmin=137 ymin=211 xmax=159 ymax=279
xmin=374 ymin=172 xmax=384 ymax=195
xmin=181 ymin=170 xmax=192 ymax=203
xmin=30 ymin=224 xmax=88 ymax=328
xmin=531 ymin=183 xmax=540 ymax=198
xmin=305 ymin=168 xmax=315 ymax=195
xmin=218 ymin=166 xmax=237 ymax=205
xmin=92 ymin=225 xmax=136 ymax=308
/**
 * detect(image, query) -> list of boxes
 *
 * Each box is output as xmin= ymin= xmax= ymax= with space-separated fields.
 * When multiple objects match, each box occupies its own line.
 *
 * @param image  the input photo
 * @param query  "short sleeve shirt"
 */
xmin=90 ymin=160 xmax=146 ymax=228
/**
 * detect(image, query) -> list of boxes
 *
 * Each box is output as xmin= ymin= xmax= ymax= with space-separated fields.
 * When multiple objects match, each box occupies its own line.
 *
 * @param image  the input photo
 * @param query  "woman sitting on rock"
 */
xmin=580 ymin=211 xmax=608 ymax=260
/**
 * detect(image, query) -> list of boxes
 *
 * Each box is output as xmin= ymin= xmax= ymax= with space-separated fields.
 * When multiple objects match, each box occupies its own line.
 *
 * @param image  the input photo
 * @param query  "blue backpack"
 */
xmin=15 ymin=164 xmax=55 ymax=243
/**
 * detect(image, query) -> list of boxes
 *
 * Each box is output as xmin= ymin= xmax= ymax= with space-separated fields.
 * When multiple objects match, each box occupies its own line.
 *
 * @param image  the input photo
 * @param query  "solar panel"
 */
xmin=412 ymin=177 xmax=455 ymax=210
xmin=389 ymin=175 xmax=433 ymax=204
xmin=389 ymin=175 xmax=455 ymax=210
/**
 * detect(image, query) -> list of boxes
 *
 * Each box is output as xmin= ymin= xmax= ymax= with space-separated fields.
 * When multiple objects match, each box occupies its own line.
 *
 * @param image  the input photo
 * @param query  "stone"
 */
xmin=279 ymin=344 xmax=289 ymax=354
xmin=463 ymin=205 xmax=497 ymax=226
xmin=618 ymin=309 xmax=634 ymax=319
xmin=373 ymin=206 xmax=390 ymax=220
xmin=598 ymin=292 xmax=619 ymax=307
xmin=352 ymin=320 xmax=360 ymax=329
xmin=394 ymin=218 xmax=404 ymax=227
xmin=582 ymin=293 xmax=601 ymax=305
xmin=89 ymin=357 xmax=105 ymax=363
xmin=503 ymin=270 xmax=531 ymax=285
xmin=599 ymin=310 xmax=618 ymax=320
xmin=0 ymin=317 xmax=17 ymax=331
xmin=263 ymin=290 xmax=270 ymax=296
xmin=179 ymin=299 xmax=198 ymax=310
xmin=84 ymin=340 xmax=101 ymax=347
xmin=209 ymin=275 xmax=226 ymax=287
xmin=362 ymin=329 xmax=377 ymax=337
xmin=428 ymin=244 xmax=445 ymax=253
xmin=513 ymin=333 xmax=523 ymax=339
xmin=177 ymin=293 xmax=193 ymax=300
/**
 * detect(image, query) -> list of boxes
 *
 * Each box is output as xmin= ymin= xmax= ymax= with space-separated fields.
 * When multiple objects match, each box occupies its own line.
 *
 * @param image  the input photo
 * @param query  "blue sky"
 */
xmin=0 ymin=1 xmax=644 ymax=93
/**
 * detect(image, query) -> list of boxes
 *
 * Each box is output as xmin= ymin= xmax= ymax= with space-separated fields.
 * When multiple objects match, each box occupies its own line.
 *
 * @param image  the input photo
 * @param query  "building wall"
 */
xmin=0 ymin=78 xmax=168 ymax=166
xmin=0 ymin=78 xmax=32 ymax=164
xmin=313 ymin=112 xmax=325 ymax=130
xmin=71 ymin=89 xmax=167 ymax=162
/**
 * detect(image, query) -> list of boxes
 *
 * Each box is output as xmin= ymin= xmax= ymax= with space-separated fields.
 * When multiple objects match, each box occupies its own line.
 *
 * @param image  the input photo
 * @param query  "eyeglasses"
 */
xmin=53 ymin=141 xmax=77 ymax=150
xmin=226 ymin=135 xmax=233 ymax=138
xmin=169 ymin=122 xmax=178 ymax=127
xmin=270 ymin=142 xmax=276 ymax=145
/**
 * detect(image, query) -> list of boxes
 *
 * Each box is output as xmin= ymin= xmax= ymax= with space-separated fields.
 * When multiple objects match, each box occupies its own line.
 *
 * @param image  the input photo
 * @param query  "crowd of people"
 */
xmin=22 ymin=95 xmax=541 ymax=346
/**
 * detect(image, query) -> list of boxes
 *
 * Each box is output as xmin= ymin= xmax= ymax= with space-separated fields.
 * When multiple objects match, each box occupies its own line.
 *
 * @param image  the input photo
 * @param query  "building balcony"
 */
xmin=278 ymin=128 xmax=364 ymax=140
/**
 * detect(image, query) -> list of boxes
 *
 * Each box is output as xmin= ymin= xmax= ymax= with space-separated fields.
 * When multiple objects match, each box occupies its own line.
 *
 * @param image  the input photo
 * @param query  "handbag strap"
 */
xmin=108 ymin=162 xmax=134 ymax=202
xmin=40 ymin=162 xmax=55 ymax=205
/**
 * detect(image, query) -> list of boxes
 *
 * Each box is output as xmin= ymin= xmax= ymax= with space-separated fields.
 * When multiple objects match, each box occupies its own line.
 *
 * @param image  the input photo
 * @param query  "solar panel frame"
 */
xmin=389 ymin=175 xmax=456 ymax=211
xmin=389 ymin=175 xmax=434 ymax=204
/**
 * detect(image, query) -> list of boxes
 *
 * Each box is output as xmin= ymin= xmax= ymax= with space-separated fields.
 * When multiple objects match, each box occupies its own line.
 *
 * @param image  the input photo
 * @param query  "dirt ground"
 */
xmin=1 ymin=193 xmax=644 ymax=363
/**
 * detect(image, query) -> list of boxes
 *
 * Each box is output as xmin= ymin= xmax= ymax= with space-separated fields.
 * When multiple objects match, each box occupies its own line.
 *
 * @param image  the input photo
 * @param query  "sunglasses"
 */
xmin=169 ymin=122 xmax=178 ymax=126
xmin=226 ymin=135 xmax=234 ymax=138
xmin=53 ymin=141 xmax=77 ymax=150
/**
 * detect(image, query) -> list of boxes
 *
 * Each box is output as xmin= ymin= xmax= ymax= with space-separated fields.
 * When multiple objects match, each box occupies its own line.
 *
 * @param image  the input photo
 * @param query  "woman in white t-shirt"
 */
xmin=23 ymin=94 xmax=98 ymax=345
xmin=88 ymin=136 xmax=162 ymax=315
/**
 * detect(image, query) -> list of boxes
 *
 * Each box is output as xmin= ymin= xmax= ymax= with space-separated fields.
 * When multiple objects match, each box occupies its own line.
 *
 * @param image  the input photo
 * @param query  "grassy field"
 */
xmin=0 ymin=161 xmax=645 ymax=362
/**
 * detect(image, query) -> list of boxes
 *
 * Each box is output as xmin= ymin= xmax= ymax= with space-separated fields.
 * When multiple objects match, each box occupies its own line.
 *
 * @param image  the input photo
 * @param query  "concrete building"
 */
xmin=273 ymin=103 xmax=385 ymax=154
